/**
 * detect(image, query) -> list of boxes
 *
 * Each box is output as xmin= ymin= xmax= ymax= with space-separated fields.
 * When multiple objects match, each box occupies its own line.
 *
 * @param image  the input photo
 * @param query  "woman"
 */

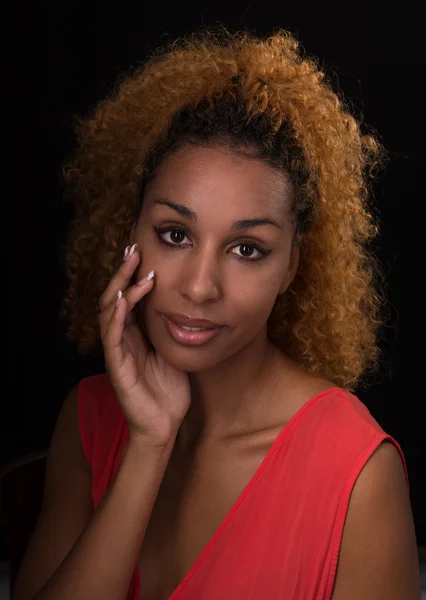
xmin=13 ymin=26 xmax=420 ymax=600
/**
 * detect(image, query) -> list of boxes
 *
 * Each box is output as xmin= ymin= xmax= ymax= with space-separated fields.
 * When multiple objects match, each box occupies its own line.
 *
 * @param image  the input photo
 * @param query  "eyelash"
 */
xmin=153 ymin=225 xmax=272 ymax=263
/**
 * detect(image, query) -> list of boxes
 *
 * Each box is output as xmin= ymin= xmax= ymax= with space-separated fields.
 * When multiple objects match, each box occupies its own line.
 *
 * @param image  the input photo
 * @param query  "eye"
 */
xmin=155 ymin=227 xmax=190 ymax=246
xmin=153 ymin=225 xmax=271 ymax=263
xmin=232 ymin=243 xmax=264 ymax=261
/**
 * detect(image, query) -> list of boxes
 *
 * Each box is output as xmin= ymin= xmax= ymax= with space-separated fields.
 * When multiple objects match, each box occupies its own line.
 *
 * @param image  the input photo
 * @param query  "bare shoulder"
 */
xmin=331 ymin=440 xmax=420 ymax=599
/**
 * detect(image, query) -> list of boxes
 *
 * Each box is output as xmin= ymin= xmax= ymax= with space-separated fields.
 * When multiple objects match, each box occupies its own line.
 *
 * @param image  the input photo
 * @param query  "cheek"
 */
xmin=136 ymin=256 xmax=178 ymax=312
xmin=231 ymin=277 xmax=279 ymax=322
xmin=134 ymin=234 xmax=161 ymax=280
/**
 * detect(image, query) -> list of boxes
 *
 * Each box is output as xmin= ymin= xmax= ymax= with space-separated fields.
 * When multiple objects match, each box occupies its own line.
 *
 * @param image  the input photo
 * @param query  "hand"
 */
xmin=98 ymin=244 xmax=191 ymax=447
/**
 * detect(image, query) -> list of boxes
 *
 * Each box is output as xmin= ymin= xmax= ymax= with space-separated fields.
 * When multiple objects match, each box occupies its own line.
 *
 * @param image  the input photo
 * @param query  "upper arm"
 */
xmin=12 ymin=384 xmax=94 ymax=600
xmin=331 ymin=440 xmax=420 ymax=600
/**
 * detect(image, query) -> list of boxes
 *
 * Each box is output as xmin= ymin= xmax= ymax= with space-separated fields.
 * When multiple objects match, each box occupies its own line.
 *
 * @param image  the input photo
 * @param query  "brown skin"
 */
xmin=331 ymin=441 xmax=420 ymax=599
xmin=11 ymin=145 xmax=417 ymax=599
xmin=130 ymin=144 xmax=304 ymax=449
xmin=124 ymin=144 xmax=329 ymax=596
xmin=125 ymin=145 xmax=419 ymax=599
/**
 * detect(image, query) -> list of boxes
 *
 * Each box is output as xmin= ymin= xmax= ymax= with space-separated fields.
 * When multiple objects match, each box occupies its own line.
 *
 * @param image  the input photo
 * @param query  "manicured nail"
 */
xmin=137 ymin=270 xmax=154 ymax=285
xmin=123 ymin=246 xmax=130 ymax=261
xmin=116 ymin=290 xmax=122 ymax=307
xmin=125 ymin=243 xmax=137 ymax=262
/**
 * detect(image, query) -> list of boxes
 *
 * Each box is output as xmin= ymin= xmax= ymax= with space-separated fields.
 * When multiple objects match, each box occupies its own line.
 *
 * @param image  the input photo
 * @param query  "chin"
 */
xmin=145 ymin=328 xmax=237 ymax=373
xmin=148 ymin=335 xmax=226 ymax=372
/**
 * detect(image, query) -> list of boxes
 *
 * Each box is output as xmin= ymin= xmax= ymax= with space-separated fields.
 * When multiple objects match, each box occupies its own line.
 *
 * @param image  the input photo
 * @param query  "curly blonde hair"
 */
xmin=59 ymin=25 xmax=388 ymax=390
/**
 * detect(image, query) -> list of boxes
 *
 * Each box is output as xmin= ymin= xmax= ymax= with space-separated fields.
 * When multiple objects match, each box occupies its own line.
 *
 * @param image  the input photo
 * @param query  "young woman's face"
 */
xmin=133 ymin=144 xmax=299 ymax=372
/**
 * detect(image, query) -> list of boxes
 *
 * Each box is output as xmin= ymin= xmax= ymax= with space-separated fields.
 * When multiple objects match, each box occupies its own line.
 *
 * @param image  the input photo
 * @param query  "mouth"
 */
xmin=160 ymin=313 xmax=223 ymax=346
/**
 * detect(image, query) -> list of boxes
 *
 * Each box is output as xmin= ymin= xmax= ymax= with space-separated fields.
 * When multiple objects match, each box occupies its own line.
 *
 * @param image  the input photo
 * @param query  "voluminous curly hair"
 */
xmin=59 ymin=25 xmax=388 ymax=390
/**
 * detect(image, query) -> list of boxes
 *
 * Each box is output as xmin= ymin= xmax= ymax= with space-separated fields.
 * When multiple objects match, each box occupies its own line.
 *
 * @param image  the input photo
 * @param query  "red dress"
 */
xmin=77 ymin=373 xmax=408 ymax=600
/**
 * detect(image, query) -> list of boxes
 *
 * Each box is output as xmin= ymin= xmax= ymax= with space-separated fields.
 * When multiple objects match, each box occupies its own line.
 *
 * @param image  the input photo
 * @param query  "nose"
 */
xmin=179 ymin=245 xmax=222 ymax=305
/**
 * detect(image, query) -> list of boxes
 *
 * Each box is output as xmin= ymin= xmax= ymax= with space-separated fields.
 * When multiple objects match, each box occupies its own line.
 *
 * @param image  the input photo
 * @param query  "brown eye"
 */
xmin=232 ymin=243 xmax=262 ymax=260
xmin=153 ymin=225 xmax=271 ymax=263
xmin=170 ymin=230 xmax=186 ymax=243
xmin=154 ymin=226 xmax=190 ymax=247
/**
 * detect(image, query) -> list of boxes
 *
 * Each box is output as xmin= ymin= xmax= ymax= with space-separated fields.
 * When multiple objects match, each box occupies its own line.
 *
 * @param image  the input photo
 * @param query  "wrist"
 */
xmin=125 ymin=431 xmax=177 ymax=458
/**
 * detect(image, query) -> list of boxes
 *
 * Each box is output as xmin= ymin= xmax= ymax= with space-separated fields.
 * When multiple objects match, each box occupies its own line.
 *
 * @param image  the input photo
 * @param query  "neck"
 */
xmin=175 ymin=329 xmax=285 ymax=450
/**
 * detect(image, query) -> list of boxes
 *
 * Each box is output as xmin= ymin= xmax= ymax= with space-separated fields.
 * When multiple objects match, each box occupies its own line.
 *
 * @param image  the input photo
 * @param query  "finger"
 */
xmin=99 ymin=269 xmax=155 ymax=342
xmin=121 ymin=270 xmax=155 ymax=314
xmin=102 ymin=290 xmax=129 ymax=371
xmin=98 ymin=244 xmax=140 ymax=313
xmin=102 ymin=282 xmax=152 ymax=371
xmin=98 ymin=245 xmax=141 ymax=337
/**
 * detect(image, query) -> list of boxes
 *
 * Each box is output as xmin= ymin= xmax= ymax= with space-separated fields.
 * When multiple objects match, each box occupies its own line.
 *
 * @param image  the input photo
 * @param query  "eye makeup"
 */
xmin=152 ymin=225 xmax=272 ymax=263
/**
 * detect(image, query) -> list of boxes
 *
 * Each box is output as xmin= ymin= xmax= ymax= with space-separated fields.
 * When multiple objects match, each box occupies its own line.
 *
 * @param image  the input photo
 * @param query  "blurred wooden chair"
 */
xmin=0 ymin=450 xmax=48 ymax=593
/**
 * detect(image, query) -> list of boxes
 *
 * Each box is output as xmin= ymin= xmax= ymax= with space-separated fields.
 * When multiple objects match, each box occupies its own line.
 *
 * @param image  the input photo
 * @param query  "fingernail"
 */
xmin=116 ymin=290 xmax=122 ymax=307
xmin=123 ymin=246 xmax=130 ymax=261
xmin=125 ymin=243 xmax=137 ymax=262
xmin=137 ymin=270 xmax=154 ymax=285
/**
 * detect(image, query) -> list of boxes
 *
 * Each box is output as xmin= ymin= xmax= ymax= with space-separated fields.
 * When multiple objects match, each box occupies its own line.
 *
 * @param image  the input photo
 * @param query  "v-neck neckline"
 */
xmin=134 ymin=386 xmax=340 ymax=600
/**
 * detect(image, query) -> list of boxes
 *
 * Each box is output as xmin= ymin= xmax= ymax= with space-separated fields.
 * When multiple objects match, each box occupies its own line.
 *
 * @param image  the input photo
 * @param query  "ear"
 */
xmin=278 ymin=242 xmax=300 ymax=296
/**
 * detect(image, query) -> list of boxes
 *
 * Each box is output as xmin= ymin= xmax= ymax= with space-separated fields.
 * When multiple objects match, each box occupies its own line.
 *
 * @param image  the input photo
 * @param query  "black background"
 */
xmin=8 ymin=1 xmax=424 ymax=560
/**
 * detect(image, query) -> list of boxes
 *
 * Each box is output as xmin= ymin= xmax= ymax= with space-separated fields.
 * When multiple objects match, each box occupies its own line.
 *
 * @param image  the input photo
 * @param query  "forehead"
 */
xmin=145 ymin=145 xmax=292 ymax=220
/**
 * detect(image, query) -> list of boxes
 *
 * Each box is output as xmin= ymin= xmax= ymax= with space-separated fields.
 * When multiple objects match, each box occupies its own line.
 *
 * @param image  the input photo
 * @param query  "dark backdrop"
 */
xmin=8 ymin=2 xmax=424 ymax=560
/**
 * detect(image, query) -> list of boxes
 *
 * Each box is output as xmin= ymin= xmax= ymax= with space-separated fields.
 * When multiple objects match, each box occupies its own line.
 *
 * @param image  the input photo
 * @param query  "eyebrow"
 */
xmin=153 ymin=198 xmax=283 ymax=231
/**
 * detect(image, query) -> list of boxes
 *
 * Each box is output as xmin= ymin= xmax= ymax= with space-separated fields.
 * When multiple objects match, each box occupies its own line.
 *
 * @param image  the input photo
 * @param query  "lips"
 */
xmin=161 ymin=313 xmax=223 ymax=346
xmin=162 ymin=312 xmax=223 ymax=329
